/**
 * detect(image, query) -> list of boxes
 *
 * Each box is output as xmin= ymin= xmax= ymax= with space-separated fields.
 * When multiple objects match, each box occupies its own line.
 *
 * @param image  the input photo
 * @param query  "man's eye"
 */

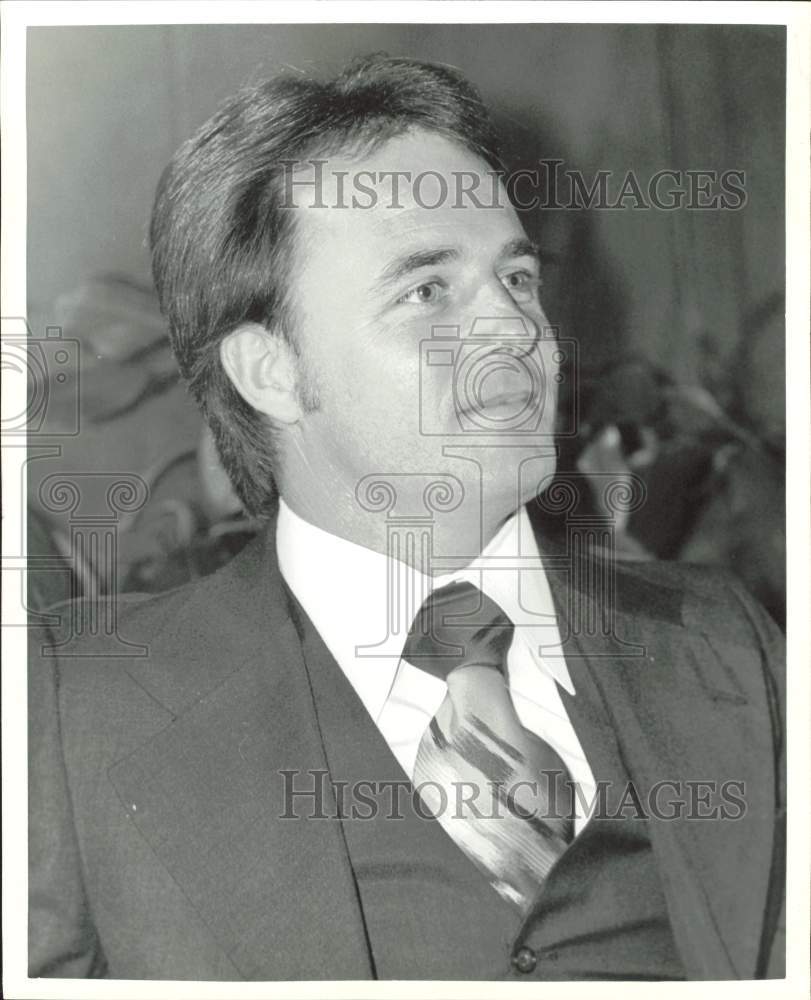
xmin=397 ymin=280 xmax=448 ymax=306
xmin=501 ymin=270 xmax=541 ymax=303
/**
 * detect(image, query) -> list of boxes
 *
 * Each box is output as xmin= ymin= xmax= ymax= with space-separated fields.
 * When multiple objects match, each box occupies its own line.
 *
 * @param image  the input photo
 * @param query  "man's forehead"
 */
xmin=285 ymin=129 xmax=522 ymax=258
xmin=287 ymin=128 xmax=494 ymax=198
xmin=285 ymin=129 xmax=509 ymax=219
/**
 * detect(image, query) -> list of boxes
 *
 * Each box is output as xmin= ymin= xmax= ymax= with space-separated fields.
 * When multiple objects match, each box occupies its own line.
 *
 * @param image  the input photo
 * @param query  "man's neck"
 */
xmin=278 ymin=481 xmax=523 ymax=577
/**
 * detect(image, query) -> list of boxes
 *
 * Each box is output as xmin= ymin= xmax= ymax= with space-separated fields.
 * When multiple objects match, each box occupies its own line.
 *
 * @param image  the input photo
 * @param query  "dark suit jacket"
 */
xmin=28 ymin=519 xmax=786 ymax=981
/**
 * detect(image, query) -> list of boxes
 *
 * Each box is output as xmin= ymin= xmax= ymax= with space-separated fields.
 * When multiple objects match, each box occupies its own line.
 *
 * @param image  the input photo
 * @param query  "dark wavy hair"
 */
xmin=150 ymin=54 xmax=503 ymax=516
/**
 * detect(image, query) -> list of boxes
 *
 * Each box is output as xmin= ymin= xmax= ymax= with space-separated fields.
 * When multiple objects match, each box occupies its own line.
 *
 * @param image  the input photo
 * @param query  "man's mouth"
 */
xmin=459 ymin=389 xmax=535 ymax=415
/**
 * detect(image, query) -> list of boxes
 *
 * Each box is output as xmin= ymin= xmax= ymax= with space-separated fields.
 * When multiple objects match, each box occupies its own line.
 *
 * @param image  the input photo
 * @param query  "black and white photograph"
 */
xmin=2 ymin=2 xmax=808 ymax=995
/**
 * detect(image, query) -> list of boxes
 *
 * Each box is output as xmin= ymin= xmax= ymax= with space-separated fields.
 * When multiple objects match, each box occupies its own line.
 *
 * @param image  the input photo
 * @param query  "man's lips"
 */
xmin=458 ymin=389 xmax=535 ymax=415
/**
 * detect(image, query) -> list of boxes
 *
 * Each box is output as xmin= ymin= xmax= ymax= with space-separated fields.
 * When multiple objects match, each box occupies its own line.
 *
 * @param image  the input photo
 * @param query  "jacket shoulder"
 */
xmin=29 ymin=531 xmax=292 ymax=724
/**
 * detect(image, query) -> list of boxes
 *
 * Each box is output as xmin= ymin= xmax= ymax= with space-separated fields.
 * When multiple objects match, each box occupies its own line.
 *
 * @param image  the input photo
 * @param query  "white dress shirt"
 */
xmin=276 ymin=499 xmax=597 ymax=834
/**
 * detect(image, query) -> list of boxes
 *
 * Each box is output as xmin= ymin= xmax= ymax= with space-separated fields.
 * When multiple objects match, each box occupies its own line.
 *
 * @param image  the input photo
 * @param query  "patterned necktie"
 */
xmin=401 ymin=580 xmax=575 ymax=913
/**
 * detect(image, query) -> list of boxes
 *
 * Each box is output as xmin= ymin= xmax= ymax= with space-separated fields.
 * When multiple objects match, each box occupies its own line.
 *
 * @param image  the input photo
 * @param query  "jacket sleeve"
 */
xmin=28 ymin=624 xmax=108 ymax=978
xmin=727 ymin=579 xmax=786 ymax=979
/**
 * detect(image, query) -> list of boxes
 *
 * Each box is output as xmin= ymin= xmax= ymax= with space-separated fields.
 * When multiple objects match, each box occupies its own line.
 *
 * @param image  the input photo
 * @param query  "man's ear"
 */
xmin=220 ymin=323 xmax=302 ymax=424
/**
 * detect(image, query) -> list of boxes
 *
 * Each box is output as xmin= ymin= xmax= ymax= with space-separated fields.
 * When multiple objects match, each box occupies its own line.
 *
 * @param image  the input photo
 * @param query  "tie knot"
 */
xmin=401 ymin=580 xmax=514 ymax=681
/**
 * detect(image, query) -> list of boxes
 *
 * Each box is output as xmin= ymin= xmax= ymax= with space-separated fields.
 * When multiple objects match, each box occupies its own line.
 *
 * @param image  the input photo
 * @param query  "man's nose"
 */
xmin=463 ymin=280 xmax=541 ymax=353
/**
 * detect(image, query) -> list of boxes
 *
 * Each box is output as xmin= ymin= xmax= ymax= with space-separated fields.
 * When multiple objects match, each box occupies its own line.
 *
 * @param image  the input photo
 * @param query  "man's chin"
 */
xmin=478 ymin=453 xmax=557 ymax=505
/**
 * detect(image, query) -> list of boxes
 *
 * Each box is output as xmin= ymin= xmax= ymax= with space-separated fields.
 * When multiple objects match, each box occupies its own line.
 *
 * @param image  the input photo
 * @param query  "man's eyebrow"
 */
xmin=498 ymin=237 xmax=541 ymax=263
xmin=374 ymin=247 xmax=460 ymax=291
xmin=373 ymin=238 xmax=540 ymax=295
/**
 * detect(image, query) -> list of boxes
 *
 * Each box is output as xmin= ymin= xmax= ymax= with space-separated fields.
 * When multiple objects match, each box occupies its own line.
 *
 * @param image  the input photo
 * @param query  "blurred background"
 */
xmin=25 ymin=23 xmax=786 ymax=627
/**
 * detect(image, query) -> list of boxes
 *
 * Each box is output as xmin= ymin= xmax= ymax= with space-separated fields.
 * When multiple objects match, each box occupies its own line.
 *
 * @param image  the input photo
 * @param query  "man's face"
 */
xmin=283 ymin=129 xmax=559 ymax=515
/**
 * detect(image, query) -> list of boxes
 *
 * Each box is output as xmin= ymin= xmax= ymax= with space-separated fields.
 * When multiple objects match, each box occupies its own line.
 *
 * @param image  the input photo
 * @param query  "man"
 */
xmin=29 ymin=54 xmax=785 ymax=981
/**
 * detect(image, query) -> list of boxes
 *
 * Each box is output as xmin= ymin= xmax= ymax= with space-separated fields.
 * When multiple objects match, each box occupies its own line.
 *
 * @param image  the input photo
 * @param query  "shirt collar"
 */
xmin=276 ymin=498 xmax=575 ymax=722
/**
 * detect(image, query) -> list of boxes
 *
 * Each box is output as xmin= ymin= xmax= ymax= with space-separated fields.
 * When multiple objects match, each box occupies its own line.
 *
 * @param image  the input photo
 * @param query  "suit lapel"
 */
xmin=538 ymin=518 xmax=775 ymax=979
xmin=108 ymin=532 xmax=375 ymax=980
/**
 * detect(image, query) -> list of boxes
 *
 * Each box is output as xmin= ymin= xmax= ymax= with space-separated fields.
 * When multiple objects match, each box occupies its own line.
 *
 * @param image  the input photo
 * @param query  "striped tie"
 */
xmin=401 ymin=580 xmax=575 ymax=913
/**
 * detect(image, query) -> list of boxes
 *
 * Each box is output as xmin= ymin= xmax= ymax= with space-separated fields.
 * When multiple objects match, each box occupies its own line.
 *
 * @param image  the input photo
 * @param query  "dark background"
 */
xmin=25 ymin=23 xmax=787 ymax=625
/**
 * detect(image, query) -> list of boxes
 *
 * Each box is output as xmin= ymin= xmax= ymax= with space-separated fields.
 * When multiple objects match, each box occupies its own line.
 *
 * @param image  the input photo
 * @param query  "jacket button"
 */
xmin=511 ymin=946 xmax=537 ymax=974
